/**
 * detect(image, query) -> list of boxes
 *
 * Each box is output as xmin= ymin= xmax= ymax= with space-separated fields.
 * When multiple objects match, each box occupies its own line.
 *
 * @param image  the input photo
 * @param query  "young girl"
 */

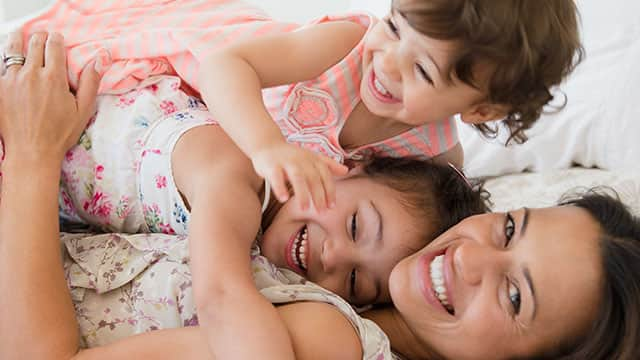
xmin=19 ymin=0 xmax=583 ymax=211
xmin=1 ymin=30 xmax=488 ymax=359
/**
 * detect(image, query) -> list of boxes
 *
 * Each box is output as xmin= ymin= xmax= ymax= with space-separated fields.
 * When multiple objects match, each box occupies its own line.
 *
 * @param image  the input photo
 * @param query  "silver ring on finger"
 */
xmin=3 ymin=54 xmax=26 ymax=66
xmin=4 ymin=57 xmax=26 ymax=68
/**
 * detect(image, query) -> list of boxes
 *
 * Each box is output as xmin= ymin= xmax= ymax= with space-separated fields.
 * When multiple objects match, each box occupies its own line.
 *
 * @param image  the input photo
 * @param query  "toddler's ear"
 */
xmin=460 ymin=103 xmax=509 ymax=124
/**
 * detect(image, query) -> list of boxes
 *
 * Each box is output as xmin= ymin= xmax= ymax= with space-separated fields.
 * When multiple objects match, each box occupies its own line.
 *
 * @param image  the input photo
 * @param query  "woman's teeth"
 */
xmin=374 ymin=77 xmax=392 ymax=97
xmin=430 ymin=255 xmax=454 ymax=314
xmin=292 ymin=226 xmax=308 ymax=272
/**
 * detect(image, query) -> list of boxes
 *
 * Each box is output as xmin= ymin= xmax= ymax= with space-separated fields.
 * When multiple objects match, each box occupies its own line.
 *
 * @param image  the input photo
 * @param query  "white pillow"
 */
xmin=349 ymin=0 xmax=390 ymax=17
xmin=461 ymin=0 xmax=640 ymax=177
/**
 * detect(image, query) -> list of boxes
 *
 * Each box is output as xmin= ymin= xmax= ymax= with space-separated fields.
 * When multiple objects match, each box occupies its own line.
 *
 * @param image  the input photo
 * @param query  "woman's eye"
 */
xmin=350 ymin=269 xmax=358 ymax=298
xmin=415 ymin=64 xmax=434 ymax=85
xmin=385 ymin=18 xmax=399 ymax=37
xmin=508 ymin=281 xmax=521 ymax=315
xmin=351 ymin=211 xmax=358 ymax=241
xmin=504 ymin=213 xmax=515 ymax=246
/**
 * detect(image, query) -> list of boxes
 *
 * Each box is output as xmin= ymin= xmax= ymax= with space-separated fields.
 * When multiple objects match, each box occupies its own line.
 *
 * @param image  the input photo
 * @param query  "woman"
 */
xmin=2 ymin=34 xmax=640 ymax=360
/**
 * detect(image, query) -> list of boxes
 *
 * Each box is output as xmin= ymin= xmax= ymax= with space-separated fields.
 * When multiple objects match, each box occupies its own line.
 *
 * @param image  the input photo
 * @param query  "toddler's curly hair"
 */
xmin=394 ymin=0 xmax=584 ymax=143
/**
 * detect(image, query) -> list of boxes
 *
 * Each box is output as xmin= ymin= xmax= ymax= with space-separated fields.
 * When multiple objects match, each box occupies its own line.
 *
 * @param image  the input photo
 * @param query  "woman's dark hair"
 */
xmin=392 ymin=0 xmax=584 ymax=144
xmin=529 ymin=188 xmax=640 ymax=360
xmin=358 ymin=156 xmax=490 ymax=247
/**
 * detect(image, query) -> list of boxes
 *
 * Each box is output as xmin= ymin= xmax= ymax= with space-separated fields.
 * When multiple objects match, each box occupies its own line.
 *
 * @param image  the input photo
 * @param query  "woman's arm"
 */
xmin=0 ymin=31 xmax=100 ymax=359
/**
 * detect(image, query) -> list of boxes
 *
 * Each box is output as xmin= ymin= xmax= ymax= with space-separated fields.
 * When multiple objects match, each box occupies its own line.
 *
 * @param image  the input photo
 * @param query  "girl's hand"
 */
xmin=251 ymin=141 xmax=348 ymax=211
xmin=0 ymin=31 xmax=100 ymax=166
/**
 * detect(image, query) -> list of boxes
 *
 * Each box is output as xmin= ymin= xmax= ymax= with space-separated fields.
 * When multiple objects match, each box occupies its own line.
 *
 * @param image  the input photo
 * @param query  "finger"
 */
xmin=75 ymin=61 xmax=102 ymax=124
xmin=3 ymin=31 xmax=25 ymax=76
xmin=286 ymin=168 xmax=310 ymax=210
xmin=24 ymin=32 xmax=47 ymax=70
xmin=316 ymin=162 xmax=336 ymax=209
xmin=44 ymin=32 xmax=67 ymax=78
xmin=307 ymin=167 xmax=328 ymax=212
xmin=320 ymin=156 xmax=349 ymax=176
xmin=267 ymin=167 xmax=290 ymax=203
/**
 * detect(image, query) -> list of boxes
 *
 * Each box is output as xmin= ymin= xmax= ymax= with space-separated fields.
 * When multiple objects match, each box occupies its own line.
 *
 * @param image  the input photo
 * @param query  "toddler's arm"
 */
xmin=198 ymin=21 xmax=365 ymax=210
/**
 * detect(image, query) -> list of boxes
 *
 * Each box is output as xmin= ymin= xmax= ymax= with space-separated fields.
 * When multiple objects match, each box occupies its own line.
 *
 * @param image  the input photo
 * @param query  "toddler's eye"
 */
xmin=415 ymin=64 xmax=434 ymax=85
xmin=385 ymin=18 xmax=399 ymax=37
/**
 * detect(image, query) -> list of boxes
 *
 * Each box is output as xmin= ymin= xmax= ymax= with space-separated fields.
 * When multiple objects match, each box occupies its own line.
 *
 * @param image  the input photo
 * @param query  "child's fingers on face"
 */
xmin=307 ymin=169 xmax=327 ymax=212
xmin=267 ymin=167 xmax=289 ymax=202
xmin=321 ymin=156 xmax=348 ymax=175
xmin=286 ymin=167 xmax=310 ymax=210
xmin=315 ymin=162 xmax=335 ymax=209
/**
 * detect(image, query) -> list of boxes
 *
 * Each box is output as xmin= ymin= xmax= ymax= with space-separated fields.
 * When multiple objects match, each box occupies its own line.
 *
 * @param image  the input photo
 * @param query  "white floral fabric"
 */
xmin=61 ymin=232 xmax=395 ymax=359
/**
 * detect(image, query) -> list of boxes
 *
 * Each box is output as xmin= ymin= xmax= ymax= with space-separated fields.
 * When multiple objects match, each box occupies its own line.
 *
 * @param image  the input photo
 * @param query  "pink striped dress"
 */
xmin=21 ymin=0 xmax=458 ymax=161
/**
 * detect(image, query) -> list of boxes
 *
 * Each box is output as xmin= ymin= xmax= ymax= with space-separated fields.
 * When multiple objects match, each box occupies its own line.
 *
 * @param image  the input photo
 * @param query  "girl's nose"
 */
xmin=379 ymin=46 xmax=401 ymax=81
xmin=320 ymin=236 xmax=353 ymax=273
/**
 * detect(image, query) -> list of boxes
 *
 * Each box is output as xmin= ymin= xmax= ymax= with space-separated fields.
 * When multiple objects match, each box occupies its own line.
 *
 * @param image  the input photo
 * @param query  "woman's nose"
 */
xmin=454 ymin=242 xmax=504 ymax=286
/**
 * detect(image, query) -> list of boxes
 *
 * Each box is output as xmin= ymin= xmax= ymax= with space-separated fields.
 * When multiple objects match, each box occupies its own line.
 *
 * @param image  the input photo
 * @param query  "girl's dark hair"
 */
xmin=359 ymin=156 xmax=490 ymax=246
xmin=392 ymin=0 xmax=584 ymax=144
xmin=528 ymin=188 xmax=640 ymax=360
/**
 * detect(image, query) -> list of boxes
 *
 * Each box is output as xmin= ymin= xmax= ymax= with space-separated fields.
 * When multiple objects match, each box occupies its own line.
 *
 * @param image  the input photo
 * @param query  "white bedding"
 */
xmin=486 ymin=168 xmax=640 ymax=216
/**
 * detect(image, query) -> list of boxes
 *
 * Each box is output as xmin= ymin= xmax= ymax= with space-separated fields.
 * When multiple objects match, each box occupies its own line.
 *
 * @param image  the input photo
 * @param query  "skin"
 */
xmin=370 ymin=206 xmax=604 ymax=360
xmin=260 ymin=172 xmax=428 ymax=306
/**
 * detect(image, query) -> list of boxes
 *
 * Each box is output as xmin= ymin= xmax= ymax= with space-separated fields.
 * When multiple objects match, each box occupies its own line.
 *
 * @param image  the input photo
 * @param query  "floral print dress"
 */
xmin=55 ymin=75 xmax=211 ymax=234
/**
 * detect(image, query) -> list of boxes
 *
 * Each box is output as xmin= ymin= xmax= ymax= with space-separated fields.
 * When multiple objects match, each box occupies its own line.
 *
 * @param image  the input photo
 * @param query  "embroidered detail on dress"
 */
xmin=284 ymin=86 xmax=339 ymax=133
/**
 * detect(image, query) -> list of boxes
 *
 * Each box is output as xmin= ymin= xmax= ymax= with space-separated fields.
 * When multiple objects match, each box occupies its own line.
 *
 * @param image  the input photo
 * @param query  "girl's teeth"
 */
xmin=292 ymin=226 xmax=308 ymax=271
xmin=374 ymin=77 xmax=390 ymax=96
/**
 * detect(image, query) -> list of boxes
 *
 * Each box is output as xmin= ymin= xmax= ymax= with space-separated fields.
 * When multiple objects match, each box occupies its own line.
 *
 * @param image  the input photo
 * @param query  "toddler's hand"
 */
xmin=251 ymin=142 xmax=348 ymax=211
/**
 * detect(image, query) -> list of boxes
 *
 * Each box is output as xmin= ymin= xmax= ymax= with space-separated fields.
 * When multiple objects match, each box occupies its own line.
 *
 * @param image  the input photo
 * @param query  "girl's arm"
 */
xmin=171 ymin=125 xmax=293 ymax=359
xmin=0 ymin=31 xmax=100 ymax=359
xmin=199 ymin=21 xmax=364 ymax=211
xmin=73 ymin=302 xmax=362 ymax=360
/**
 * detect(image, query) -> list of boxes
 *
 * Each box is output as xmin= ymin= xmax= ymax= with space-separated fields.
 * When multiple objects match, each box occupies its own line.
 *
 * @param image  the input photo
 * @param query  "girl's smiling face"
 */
xmin=361 ymin=10 xmax=500 ymax=126
xmin=260 ymin=174 xmax=430 ymax=306
xmin=389 ymin=206 xmax=604 ymax=360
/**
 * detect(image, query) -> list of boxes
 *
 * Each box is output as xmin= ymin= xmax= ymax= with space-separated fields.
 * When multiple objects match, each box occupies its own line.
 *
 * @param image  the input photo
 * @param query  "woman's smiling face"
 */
xmin=389 ymin=206 xmax=604 ymax=360
xmin=260 ymin=174 xmax=430 ymax=306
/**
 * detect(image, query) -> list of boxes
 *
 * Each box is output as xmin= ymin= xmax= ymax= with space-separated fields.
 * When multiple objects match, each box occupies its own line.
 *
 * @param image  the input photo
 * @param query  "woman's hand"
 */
xmin=0 ymin=31 xmax=100 ymax=166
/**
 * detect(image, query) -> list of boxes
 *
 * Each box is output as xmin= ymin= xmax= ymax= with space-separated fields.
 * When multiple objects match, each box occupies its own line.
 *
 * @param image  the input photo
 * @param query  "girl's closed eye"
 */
xmin=385 ymin=18 xmax=399 ymax=37
xmin=349 ymin=212 xmax=358 ymax=300
xmin=415 ymin=63 xmax=434 ymax=85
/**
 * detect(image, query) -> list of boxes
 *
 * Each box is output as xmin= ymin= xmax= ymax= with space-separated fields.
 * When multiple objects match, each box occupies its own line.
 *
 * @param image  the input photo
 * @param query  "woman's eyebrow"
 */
xmin=371 ymin=201 xmax=383 ymax=303
xmin=520 ymin=208 xmax=537 ymax=321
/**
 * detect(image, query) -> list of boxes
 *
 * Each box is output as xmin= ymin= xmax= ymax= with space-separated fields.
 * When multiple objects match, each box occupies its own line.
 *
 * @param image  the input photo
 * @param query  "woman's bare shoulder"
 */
xmin=277 ymin=301 xmax=363 ymax=360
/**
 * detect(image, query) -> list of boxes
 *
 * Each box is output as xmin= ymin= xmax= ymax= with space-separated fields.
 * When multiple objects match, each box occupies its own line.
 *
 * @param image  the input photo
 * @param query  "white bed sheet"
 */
xmin=486 ymin=168 xmax=640 ymax=216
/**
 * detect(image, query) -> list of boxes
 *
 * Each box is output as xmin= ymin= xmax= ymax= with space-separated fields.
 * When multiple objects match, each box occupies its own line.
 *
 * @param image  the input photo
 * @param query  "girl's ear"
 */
xmin=460 ymin=103 xmax=509 ymax=124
